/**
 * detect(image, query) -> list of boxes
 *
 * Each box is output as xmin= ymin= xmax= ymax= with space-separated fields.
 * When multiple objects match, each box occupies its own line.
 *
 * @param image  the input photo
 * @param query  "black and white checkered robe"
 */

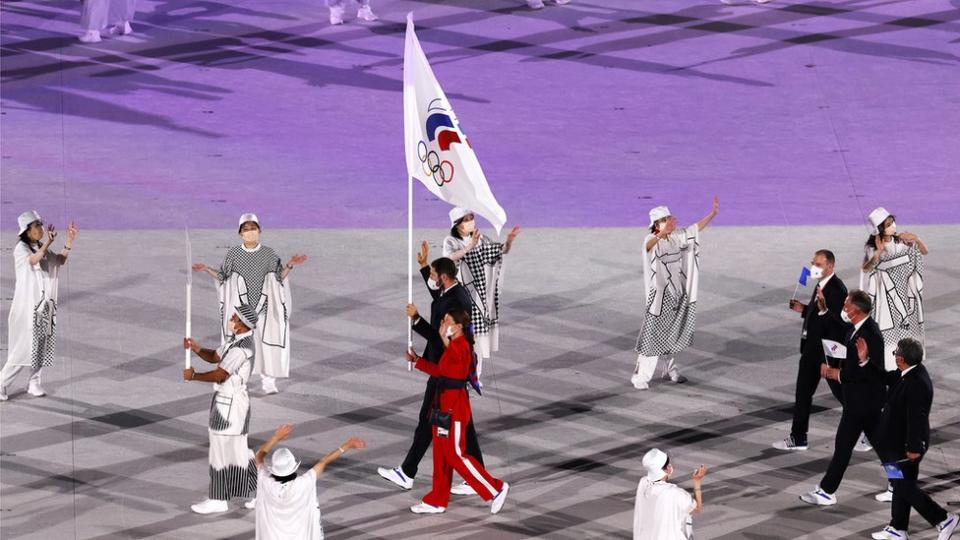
xmin=635 ymin=226 xmax=701 ymax=356
xmin=217 ymin=245 xmax=284 ymax=312
xmin=444 ymin=235 xmax=504 ymax=337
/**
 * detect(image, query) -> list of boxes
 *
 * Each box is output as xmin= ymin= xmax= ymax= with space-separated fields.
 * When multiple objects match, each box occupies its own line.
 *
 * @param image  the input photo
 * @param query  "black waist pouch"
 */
xmin=430 ymin=409 xmax=451 ymax=430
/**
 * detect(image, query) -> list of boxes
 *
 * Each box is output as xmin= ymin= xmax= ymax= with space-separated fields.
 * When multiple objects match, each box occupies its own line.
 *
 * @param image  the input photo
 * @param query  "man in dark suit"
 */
xmin=377 ymin=242 xmax=484 ymax=495
xmin=800 ymin=290 xmax=886 ymax=506
xmin=774 ymin=250 xmax=847 ymax=451
xmin=870 ymin=338 xmax=957 ymax=540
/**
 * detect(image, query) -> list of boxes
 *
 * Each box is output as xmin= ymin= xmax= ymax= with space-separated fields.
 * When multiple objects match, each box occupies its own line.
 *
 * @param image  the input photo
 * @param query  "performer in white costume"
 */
xmin=184 ymin=304 xmax=261 ymax=515
xmin=632 ymin=198 xmax=718 ymax=390
xmin=327 ymin=0 xmax=377 ymax=25
xmin=79 ymin=0 xmax=137 ymax=43
xmin=442 ymin=208 xmax=520 ymax=376
xmin=1 ymin=211 xmax=77 ymax=401
xmin=633 ymin=448 xmax=708 ymax=540
xmin=526 ymin=0 xmax=571 ymax=9
xmin=193 ymin=213 xmax=306 ymax=395
xmin=254 ymin=424 xmax=366 ymax=540
xmin=861 ymin=207 xmax=928 ymax=371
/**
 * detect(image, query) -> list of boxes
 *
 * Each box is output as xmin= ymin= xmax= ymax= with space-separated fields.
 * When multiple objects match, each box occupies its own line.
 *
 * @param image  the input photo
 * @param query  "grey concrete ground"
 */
xmin=1 ymin=226 xmax=958 ymax=539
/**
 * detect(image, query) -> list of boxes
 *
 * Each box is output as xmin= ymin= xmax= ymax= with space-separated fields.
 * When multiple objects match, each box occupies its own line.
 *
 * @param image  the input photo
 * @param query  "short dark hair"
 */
xmin=431 ymin=257 xmax=458 ymax=281
xmin=896 ymin=338 xmax=923 ymax=366
xmin=238 ymin=221 xmax=261 ymax=233
xmin=848 ymin=289 xmax=872 ymax=315
xmin=815 ymin=249 xmax=835 ymax=265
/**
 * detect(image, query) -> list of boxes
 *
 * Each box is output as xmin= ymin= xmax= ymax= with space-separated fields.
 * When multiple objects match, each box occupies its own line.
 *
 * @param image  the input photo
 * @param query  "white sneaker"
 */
xmin=491 ymin=482 xmax=509 ymax=514
xmin=754 ymin=0 xmax=771 ymax=4
xmin=78 ymin=30 xmax=101 ymax=43
xmin=27 ymin=382 xmax=45 ymax=397
xmin=410 ymin=502 xmax=445 ymax=514
xmin=244 ymin=498 xmax=256 ymax=510
xmin=191 ymin=499 xmax=229 ymax=514
xmin=720 ymin=0 xmax=735 ymax=4
xmin=855 ymin=434 xmax=873 ymax=453
xmin=668 ymin=373 xmax=688 ymax=384
xmin=261 ymin=378 xmax=279 ymax=395
xmin=799 ymin=486 xmax=837 ymax=506
xmin=630 ymin=374 xmax=649 ymax=390
xmin=0 ymin=386 xmax=8 ymax=401
xmin=872 ymin=525 xmax=908 ymax=539
xmin=527 ymin=0 xmax=546 ymax=8
xmin=329 ymin=5 xmax=345 ymax=25
xmin=377 ymin=467 xmax=414 ymax=490
xmin=876 ymin=485 xmax=894 ymax=502
xmin=939 ymin=514 xmax=959 ymax=540
xmin=109 ymin=21 xmax=133 ymax=35
xmin=357 ymin=5 xmax=377 ymax=21
xmin=451 ymin=481 xmax=476 ymax=496
xmin=552 ymin=0 xmax=572 ymax=4
xmin=773 ymin=435 xmax=809 ymax=451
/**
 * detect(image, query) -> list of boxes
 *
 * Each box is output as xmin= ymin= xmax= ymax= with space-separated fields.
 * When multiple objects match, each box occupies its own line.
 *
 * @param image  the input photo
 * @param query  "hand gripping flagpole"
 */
xmin=185 ymin=228 xmax=193 ymax=371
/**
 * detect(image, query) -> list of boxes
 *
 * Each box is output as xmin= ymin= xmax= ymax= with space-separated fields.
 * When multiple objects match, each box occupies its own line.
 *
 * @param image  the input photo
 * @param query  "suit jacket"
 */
xmin=413 ymin=265 xmax=472 ymax=363
xmin=877 ymin=364 xmax=933 ymax=460
xmin=799 ymin=274 xmax=848 ymax=360
xmin=826 ymin=315 xmax=886 ymax=407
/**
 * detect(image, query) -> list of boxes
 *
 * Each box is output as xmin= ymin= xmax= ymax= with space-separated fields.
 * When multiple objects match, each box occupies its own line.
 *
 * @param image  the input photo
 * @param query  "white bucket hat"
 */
xmin=648 ymin=206 xmax=671 ymax=228
xmin=238 ymin=213 xmax=260 ymax=230
xmin=867 ymin=207 xmax=891 ymax=234
xmin=268 ymin=447 xmax=300 ymax=476
xmin=449 ymin=207 xmax=471 ymax=226
xmin=642 ymin=448 xmax=669 ymax=481
xmin=17 ymin=210 xmax=42 ymax=235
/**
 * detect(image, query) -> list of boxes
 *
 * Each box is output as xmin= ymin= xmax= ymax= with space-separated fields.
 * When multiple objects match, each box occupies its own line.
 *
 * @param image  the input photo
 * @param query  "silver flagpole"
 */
xmin=407 ymin=175 xmax=414 ymax=371
xmin=185 ymin=228 xmax=192 ymax=371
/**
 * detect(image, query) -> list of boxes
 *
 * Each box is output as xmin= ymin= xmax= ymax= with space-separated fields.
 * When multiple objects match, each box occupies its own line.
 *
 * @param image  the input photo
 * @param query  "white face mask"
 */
xmin=241 ymin=230 xmax=260 ymax=244
xmin=445 ymin=327 xmax=454 ymax=338
xmin=427 ymin=278 xmax=440 ymax=290
xmin=886 ymin=222 xmax=896 ymax=235
xmin=841 ymin=310 xmax=852 ymax=323
xmin=809 ymin=266 xmax=824 ymax=280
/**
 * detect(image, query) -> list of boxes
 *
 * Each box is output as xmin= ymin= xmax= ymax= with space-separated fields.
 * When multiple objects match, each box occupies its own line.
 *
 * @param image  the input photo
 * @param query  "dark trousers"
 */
xmin=401 ymin=377 xmax=484 ymax=479
xmin=890 ymin=457 xmax=948 ymax=531
xmin=820 ymin=396 xmax=882 ymax=494
xmin=790 ymin=355 xmax=843 ymax=442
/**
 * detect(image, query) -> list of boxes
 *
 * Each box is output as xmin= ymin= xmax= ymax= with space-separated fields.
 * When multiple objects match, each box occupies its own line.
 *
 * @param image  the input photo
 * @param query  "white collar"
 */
xmin=229 ymin=330 xmax=254 ymax=342
xmin=900 ymin=365 xmax=917 ymax=377
xmin=241 ymin=243 xmax=261 ymax=253
xmin=818 ymin=272 xmax=834 ymax=288
xmin=853 ymin=316 xmax=868 ymax=333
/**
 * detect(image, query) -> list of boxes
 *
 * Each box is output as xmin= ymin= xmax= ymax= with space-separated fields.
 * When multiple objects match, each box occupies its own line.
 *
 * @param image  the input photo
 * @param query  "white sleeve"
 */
xmin=218 ymin=348 xmax=244 ymax=374
xmin=675 ymin=486 xmax=695 ymax=514
xmin=13 ymin=243 xmax=35 ymax=269
xmin=442 ymin=236 xmax=460 ymax=258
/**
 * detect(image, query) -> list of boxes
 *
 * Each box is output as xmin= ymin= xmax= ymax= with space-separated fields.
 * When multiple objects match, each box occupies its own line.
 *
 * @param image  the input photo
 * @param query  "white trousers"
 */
xmin=81 ymin=0 xmax=136 ymax=31
xmin=326 ymin=0 xmax=370 ymax=7
xmin=633 ymin=354 xmax=679 ymax=385
xmin=0 ymin=363 xmax=42 ymax=389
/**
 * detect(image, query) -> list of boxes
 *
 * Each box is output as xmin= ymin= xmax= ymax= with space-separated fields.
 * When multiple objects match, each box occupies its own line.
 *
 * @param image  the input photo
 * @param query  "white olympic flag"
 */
xmin=403 ymin=13 xmax=507 ymax=234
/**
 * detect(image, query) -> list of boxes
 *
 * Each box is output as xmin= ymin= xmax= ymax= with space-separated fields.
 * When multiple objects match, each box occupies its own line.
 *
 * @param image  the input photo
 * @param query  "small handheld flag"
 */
xmin=883 ymin=462 xmax=905 ymax=480
xmin=792 ymin=266 xmax=811 ymax=300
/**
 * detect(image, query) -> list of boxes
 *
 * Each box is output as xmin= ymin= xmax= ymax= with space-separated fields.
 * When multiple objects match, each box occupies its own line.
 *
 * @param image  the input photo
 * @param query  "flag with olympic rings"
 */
xmin=403 ymin=13 xmax=507 ymax=234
